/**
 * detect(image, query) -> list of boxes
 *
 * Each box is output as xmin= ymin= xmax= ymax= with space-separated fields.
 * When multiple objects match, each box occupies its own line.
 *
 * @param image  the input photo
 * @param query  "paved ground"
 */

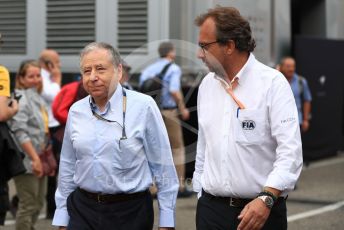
xmin=2 ymin=153 xmax=344 ymax=229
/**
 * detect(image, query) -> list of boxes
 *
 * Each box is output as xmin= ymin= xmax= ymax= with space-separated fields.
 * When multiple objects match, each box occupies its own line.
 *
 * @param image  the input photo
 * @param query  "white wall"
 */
xmin=326 ymin=0 xmax=344 ymax=39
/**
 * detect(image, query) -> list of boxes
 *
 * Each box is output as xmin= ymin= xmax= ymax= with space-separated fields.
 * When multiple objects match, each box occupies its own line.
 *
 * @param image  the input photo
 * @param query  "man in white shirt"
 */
xmin=39 ymin=49 xmax=62 ymax=129
xmin=192 ymin=6 xmax=303 ymax=230
xmin=39 ymin=49 xmax=62 ymax=219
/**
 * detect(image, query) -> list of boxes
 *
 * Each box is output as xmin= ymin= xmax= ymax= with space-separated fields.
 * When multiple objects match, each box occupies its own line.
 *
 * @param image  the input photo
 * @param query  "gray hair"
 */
xmin=80 ymin=42 xmax=121 ymax=69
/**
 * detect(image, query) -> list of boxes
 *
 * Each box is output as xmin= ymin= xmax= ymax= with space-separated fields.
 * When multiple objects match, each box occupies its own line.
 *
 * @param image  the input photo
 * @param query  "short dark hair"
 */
xmin=158 ymin=42 xmax=174 ymax=58
xmin=195 ymin=6 xmax=256 ymax=52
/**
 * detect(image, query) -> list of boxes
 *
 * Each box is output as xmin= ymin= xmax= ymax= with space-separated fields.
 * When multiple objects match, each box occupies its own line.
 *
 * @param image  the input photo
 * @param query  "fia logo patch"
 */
xmin=242 ymin=120 xmax=255 ymax=130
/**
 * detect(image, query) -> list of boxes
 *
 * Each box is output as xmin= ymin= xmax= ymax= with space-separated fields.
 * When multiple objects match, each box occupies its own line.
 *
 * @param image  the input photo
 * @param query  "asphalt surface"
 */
xmin=2 ymin=153 xmax=344 ymax=230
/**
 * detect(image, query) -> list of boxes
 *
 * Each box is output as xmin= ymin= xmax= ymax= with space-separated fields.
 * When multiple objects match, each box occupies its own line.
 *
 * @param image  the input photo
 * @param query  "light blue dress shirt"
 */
xmin=289 ymin=73 xmax=312 ymax=124
xmin=139 ymin=58 xmax=182 ymax=108
xmin=52 ymin=85 xmax=179 ymax=227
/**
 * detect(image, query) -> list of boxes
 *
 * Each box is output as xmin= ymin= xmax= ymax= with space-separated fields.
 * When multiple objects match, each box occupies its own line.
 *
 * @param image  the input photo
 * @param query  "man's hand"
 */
xmin=50 ymin=67 xmax=62 ymax=86
xmin=58 ymin=227 xmax=66 ymax=230
xmin=237 ymin=198 xmax=271 ymax=230
xmin=48 ymin=169 xmax=56 ymax=177
xmin=301 ymin=120 xmax=309 ymax=132
xmin=32 ymin=157 xmax=44 ymax=178
xmin=46 ymin=62 xmax=62 ymax=86
xmin=180 ymin=108 xmax=190 ymax=121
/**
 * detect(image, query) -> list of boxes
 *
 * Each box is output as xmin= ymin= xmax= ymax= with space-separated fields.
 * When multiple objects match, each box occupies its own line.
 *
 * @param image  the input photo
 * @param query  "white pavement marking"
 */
xmin=4 ymin=214 xmax=46 ymax=226
xmin=287 ymin=200 xmax=344 ymax=222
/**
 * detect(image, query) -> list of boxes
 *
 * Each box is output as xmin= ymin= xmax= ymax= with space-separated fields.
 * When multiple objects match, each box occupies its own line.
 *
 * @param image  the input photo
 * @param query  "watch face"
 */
xmin=259 ymin=195 xmax=274 ymax=208
xmin=265 ymin=196 xmax=274 ymax=207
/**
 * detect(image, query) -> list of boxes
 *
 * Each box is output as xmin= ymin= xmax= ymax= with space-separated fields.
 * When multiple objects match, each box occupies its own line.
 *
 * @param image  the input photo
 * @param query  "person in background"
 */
xmin=279 ymin=56 xmax=312 ymax=133
xmin=8 ymin=60 xmax=51 ymax=230
xmin=52 ymin=42 xmax=178 ymax=230
xmin=192 ymin=6 xmax=302 ymax=230
xmin=139 ymin=41 xmax=192 ymax=198
xmin=39 ymin=49 xmax=62 ymax=219
xmin=0 ymin=60 xmax=19 ymax=225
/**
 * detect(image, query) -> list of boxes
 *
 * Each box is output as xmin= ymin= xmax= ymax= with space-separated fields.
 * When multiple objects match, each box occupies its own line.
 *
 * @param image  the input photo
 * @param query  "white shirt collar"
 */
xmin=214 ymin=53 xmax=255 ymax=89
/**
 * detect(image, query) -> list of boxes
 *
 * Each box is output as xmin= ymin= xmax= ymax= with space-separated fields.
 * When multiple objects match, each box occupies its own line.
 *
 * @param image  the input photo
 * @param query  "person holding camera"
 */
xmin=0 ymin=63 xmax=20 ymax=225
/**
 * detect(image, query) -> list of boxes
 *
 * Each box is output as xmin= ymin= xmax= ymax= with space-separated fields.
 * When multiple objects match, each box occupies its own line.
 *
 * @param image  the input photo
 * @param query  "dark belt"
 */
xmin=202 ymin=190 xmax=252 ymax=208
xmin=78 ymin=188 xmax=149 ymax=203
xmin=202 ymin=189 xmax=286 ymax=208
xmin=161 ymin=106 xmax=177 ymax=110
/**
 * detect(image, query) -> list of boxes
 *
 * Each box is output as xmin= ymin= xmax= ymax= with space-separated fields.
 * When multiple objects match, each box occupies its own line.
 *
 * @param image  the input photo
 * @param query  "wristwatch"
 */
xmin=257 ymin=195 xmax=274 ymax=209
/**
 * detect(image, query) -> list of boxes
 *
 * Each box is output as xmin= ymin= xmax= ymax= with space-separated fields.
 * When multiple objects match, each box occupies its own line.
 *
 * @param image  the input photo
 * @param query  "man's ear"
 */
xmin=226 ymin=40 xmax=235 ymax=55
xmin=116 ymin=64 xmax=123 ymax=81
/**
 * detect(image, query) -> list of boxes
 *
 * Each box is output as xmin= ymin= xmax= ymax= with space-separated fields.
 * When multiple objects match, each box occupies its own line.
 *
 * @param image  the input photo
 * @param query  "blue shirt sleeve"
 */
xmin=168 ymin=65 xmax=182 ymax=92
xmin=143 ymin=98 xmax=179 ymax=227
xmin=52 ymin=114 xmax=77 ymax=227
xmin=302 ymin=78 xmax=312 ymax=102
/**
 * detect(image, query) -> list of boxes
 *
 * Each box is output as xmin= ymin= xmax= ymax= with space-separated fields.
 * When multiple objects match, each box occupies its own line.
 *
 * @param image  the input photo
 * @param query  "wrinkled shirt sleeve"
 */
xmin=265 ymin=76 xmax=303 ymax=192
xmin=168 ymin=67 xmax=181 ymax=93
xmin=143 ymin=99 xmax=179 ymax=227
xmin=302 ymin=78 xmax=312 ymax=102
xmin=192 ymin=86 xmax=205 ymax=196
xmin=52 ymin=116 xmax=77 ymax=227
xmin=9 ymin=94 xmax=31 ymax=144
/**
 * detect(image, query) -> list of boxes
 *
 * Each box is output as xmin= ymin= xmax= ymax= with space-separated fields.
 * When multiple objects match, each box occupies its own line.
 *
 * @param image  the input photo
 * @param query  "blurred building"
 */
xmin=0 ymin=0 xmax=343 ymax=74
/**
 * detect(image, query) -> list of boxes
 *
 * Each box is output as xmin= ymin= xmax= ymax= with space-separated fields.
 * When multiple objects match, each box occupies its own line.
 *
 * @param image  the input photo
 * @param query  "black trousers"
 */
xmin=66 ymin=189 xmax=154 ymax=230
xmin=196 ymin=193 xmax=287 ymax=230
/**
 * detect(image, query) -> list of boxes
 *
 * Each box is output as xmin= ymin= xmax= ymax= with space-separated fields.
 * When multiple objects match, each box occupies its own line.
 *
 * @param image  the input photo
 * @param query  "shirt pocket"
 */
xmin=234 ymin=108 xmax=267 ymax=145
xmin=113 ymin=137 xmax=145 ymax=170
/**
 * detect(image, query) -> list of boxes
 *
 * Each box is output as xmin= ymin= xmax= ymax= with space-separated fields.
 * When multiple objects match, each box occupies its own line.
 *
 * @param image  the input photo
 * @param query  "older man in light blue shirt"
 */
xmin=52 ymin=42 xmax=179 ymax=230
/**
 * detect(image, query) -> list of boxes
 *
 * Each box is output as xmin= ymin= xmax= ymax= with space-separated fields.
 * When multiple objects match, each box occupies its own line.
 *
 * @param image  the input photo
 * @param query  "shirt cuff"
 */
xmin=192 ymin=172 xmax=202 ymax=193
xmin=52 ymin=209 xmax=70 ymax=227
xmin=159 ymin=209 xmax=175 ymax=227
xmin=265 ymin=171 xmax=298 ymax=192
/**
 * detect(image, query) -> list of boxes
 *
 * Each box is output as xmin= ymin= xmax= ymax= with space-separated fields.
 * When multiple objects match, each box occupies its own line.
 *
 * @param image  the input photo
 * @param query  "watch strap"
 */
xmin=258 ymin=191 xmax=277 ymax=202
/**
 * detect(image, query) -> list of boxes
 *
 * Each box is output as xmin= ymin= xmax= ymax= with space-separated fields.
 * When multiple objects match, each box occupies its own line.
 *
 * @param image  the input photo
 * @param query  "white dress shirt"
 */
xmin=192 ymin=54 xmax=303 ymax=199
xmin=52 ymin=85 xmax=179 ymax=227
xmin=41 ymin=68 xmax=60 ymax=128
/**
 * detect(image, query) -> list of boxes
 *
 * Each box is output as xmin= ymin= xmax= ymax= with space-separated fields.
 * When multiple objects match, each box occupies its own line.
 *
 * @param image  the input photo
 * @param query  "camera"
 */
xmin=8 ymin=92 xmax=22 ymax=106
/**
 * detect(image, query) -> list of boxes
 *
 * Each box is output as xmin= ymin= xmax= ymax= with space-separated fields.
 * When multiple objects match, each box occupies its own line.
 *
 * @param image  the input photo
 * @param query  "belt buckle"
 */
xmin=229 ymin=197 xmax=236 ymax=207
